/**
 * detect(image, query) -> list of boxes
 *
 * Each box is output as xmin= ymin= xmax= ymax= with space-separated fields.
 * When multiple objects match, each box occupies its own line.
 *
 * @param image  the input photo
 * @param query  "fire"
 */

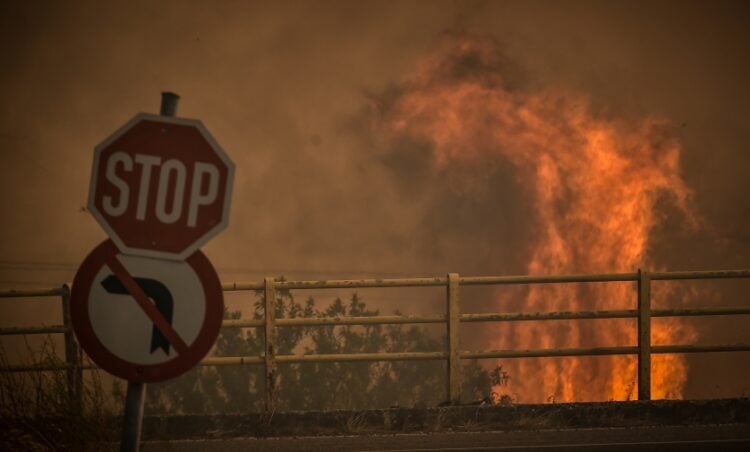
xmin=379 ymin=33 xmax=698 ymax=402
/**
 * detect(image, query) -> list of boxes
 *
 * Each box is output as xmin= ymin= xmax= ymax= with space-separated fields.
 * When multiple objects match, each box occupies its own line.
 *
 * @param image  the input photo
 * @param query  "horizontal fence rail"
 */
xmin=5 ymin=305 xmax=750 ymax=336
xmin=2 ymin=269 xmax=750 ymax=409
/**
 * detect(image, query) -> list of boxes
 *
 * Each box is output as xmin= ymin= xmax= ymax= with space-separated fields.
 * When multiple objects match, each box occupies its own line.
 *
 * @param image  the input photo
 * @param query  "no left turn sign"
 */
xmin=70 ymin=240 xmax=223 ymax=382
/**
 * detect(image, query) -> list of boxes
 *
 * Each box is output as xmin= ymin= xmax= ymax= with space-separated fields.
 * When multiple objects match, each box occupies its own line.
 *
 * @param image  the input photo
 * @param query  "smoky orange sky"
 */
xmin=1 ymin=1 xmax=749 ymax=402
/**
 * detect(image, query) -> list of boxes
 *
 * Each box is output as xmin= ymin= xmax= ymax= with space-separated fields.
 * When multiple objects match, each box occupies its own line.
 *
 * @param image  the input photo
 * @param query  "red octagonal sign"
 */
xmin=89 ymin=113 xmax=234 ymax=260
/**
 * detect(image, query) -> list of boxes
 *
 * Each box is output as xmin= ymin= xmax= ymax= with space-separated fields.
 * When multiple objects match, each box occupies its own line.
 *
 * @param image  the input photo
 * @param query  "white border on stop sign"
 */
xmin=88 ymin=113 xmax=235 ymax=261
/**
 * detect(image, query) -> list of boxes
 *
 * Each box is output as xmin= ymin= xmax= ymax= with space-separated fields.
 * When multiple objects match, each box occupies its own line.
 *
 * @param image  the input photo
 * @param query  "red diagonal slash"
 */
xmin=103 ymin=253 xmax=189 ymax=356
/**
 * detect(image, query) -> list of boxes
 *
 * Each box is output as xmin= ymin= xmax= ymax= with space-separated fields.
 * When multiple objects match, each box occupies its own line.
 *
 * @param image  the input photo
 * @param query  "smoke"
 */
xmin=1 ymin=1 xmax=748 ymax=399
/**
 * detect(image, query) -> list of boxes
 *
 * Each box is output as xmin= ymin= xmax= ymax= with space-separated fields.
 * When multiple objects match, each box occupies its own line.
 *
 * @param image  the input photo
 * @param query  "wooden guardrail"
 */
xmin=2 ymin=269 xmax=750 ymax=410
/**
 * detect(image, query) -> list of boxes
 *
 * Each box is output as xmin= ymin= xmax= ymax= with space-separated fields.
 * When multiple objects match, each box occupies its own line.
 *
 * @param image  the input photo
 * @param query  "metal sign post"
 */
xmin=120 ymin=379 xmax=146 ymax=452
xmin=120 ymin=91 xmax=177 ymax=452
xmin=72 ymin=91 xmax=233 ymax=451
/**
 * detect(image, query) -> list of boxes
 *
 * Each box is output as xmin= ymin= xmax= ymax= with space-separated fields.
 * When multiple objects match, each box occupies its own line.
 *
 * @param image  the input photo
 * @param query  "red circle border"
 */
xmin=70 ymin=240 xmax=223 ymax=382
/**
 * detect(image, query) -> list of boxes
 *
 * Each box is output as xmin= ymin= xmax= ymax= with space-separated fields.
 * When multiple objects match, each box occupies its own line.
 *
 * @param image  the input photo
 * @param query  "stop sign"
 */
xmin=88 ymin=113 xmax=234 ymax=260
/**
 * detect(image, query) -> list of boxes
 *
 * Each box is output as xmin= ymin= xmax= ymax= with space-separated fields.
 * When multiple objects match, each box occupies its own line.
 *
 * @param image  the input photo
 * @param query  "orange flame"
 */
xmin=380 ymin=34 xmax=698 ymax=402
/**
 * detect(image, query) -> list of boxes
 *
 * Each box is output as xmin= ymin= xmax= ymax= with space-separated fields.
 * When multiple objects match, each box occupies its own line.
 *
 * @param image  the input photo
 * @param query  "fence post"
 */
xmin=446 ymin=273 xmax=461 ymax=404
xmin=637 ymin=269 xmax=651 ymax=401
xmin=264 ymin=277 xmax=277 ymax=412
xmin=61 ymin=283 xmax=82 ymax=412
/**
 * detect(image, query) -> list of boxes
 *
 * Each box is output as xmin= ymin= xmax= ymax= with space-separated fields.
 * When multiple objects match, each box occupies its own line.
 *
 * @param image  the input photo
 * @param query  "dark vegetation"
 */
xmin=142 ymin=285 xmax=509 ymax=414
xmin=8 ymin=287 xmax=745 ymax=447
xmin=0 ymin=287 xmax=508 ymax=448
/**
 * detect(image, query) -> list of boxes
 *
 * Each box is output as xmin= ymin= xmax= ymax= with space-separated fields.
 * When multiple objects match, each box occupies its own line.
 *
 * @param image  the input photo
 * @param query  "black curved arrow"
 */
xmin=101 ymin=274 xmax=174 ymax=355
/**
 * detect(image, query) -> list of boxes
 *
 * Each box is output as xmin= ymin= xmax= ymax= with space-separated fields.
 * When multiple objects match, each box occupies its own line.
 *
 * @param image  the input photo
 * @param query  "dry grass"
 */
xmin=0 ymin=337 xmax=119 ymax=450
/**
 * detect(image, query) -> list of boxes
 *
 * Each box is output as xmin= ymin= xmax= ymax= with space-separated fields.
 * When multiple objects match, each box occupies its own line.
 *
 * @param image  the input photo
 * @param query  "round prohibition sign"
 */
xmin=71 ymin=240 xmax=223 ymax=382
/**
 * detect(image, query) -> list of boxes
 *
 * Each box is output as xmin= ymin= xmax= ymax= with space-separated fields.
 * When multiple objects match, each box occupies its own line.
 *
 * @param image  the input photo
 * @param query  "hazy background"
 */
xmin=1 ymin=0 xmax=748 ymax=400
